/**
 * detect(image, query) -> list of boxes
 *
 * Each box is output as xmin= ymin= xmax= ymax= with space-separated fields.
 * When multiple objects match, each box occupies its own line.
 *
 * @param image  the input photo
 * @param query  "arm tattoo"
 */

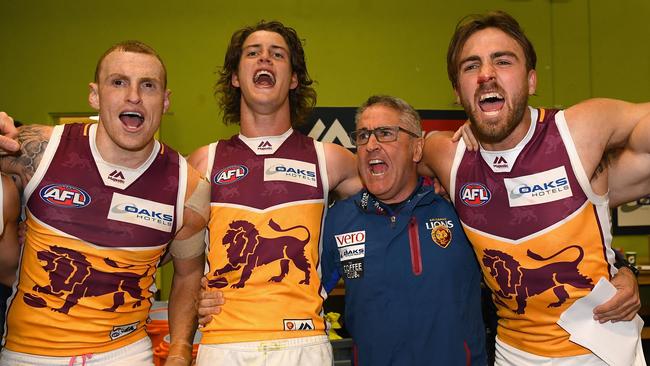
xmin=0 ymin=125 xmax=51 ymax=191
xmin=593 ymin=148 xmax=621 ymax=181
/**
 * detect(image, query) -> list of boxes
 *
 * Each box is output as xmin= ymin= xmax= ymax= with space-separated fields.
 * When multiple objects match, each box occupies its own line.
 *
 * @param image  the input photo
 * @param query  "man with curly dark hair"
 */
xmin=188 ymin=21 xmax=361 ymax=365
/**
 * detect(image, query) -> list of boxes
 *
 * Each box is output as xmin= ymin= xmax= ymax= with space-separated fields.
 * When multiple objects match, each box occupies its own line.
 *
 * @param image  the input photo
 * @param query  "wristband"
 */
xmin=614 ymin=260 xmax=639 ymax=277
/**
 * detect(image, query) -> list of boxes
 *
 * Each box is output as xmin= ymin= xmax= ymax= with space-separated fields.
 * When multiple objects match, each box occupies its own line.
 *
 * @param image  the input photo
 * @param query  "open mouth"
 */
xmin=368 ymin=159 xmax=388 ymax=176
xmin=119 ymin=111 xmax=144 ymax=129
xmin=478 ymin=92 xmax=505 ymax=114
xmin=253 ymin=70 xmax=276 ymax=87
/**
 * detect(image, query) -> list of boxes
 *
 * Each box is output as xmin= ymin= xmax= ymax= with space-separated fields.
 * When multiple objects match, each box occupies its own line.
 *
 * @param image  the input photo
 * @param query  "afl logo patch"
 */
xmin=460 ymin=183 xmax=491 ymax=207
xmin=431 ymin=225 xmax=452 ymax=248
xmin=39 ymin=184 xmax=91 ymax=208
xmin=214 ymin=165 xmax=248 ymax=185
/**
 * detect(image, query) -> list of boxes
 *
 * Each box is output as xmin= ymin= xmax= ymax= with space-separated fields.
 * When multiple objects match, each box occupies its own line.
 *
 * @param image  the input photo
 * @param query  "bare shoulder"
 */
xmin=323 ymin=141 xmax=355 ymax=166
xmin=187 ymin=145 xmax=210 ymax=174
xmin=422 ymin=131 xmax=458 ymax=177
xmin=0 ymin=124 xmax=53 ymax=190
xmin=564 ymin=98 xmax=647 ymax=142
xmin=323 ymin=142 xmax=362 ymax=199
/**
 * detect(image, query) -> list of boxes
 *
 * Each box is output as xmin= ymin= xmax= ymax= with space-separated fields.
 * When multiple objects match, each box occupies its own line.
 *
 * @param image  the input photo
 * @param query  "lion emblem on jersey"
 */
xmin=26 ymin=246 xmax=151 ymax=314
xmin=431 ymin=225 xmax=452 ymax=248
xmin=482 ymin=245 xmax=593 ymax=314
xmin=208 ymin=219 xmax=311 ymax=289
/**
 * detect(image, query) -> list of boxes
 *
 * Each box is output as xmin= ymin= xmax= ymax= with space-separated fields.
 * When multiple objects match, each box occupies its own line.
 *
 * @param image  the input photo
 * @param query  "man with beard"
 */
xmin=187 ymin=21 xmax=360 ymax=365
xmin=420 ymin=10 xmax=649 ymax=365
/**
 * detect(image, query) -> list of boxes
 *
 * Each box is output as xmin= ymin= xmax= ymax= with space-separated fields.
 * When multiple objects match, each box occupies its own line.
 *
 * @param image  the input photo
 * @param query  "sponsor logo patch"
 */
xmin=338 ymin=244 xmax=365 ymax=261
xmin=343 ymin=260 xmax=364 ymax=279
xmin=110 ymin=321 xmax=138 ymax=340
xmin=334 ymin=230 xmax=366 ymax=247
xmin=283 ymin=319 xmax=314 ymax=331
xmin=257 ymin=140 xmax=272 ymax=151
xmin=214 ymin=165 xmax=248 ymax=185
xmin=107 ymin=193 xmax=174 ymax=232
xmin=39 ymin=184 xmax=91 ymax=208
xmin=493 ymin=156 xmax=508 ymax=170
xmin=504 ymin=166 xmax=572 ymax=207
xmin=107 ymin=170 xmax=126 ymax=184
xmin=264 ymin=158 xmax=317 ymax=187
xmin=459 ymin=183 xmax=491 ymax=206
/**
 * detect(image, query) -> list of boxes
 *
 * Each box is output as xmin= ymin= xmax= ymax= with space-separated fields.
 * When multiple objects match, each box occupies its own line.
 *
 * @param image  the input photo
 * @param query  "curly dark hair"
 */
xmin=447 ymin=10 xmax=536 ymax=89
xmin=215 ymin=20 xmax=317 ymax=127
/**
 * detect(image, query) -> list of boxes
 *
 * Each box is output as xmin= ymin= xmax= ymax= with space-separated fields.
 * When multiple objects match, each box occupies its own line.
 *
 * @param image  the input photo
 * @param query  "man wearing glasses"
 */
xmin=320 ymin=95 xmax=487 ymax=366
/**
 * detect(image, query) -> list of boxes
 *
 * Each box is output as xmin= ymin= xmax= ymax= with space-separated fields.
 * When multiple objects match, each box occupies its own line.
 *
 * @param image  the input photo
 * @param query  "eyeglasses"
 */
xmin=349 ymin=125 xmax=420 ymax=146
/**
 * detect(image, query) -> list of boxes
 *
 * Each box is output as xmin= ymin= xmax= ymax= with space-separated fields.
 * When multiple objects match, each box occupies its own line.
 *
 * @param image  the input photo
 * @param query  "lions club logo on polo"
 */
xmin=214 ymin=165 xmax=248 ymax=185
xmin=39 ymin=184 xmax=91 ymax=208
xmin=460 ymin=182 xmax=491 ymax=206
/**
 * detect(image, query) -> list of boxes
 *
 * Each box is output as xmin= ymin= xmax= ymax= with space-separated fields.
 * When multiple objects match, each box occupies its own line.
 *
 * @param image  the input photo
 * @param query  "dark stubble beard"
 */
xmin=466 ymin=88 xmax=529 ymax=145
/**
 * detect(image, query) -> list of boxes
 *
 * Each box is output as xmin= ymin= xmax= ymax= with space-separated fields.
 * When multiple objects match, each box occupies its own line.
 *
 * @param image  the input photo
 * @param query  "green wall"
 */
xmin=2 ymin=0 xmax=649 ymax=297
xmin=3 ymin=0 xmax=648 ymax=153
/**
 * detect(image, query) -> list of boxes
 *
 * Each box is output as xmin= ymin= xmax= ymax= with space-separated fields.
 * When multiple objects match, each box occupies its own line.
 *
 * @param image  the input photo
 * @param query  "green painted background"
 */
xmin=2 ymin=0 xmax=649 ymax=298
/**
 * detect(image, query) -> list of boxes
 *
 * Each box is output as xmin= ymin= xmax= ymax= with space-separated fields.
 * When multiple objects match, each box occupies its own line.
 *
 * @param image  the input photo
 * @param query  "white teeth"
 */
xmin=480 ymin=92 xmax=503 ymax=101
xmin=369 ymin=159 xmax=384 ymax=165
xmin=122 ymin=112 xmax=143 ymax=118
xmin=254 ymin=70 xmax=275 ymax=83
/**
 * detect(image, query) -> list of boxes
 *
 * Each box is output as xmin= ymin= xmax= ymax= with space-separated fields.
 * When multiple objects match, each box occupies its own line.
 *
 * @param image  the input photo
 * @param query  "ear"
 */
xmin=88 ymin=83 xmax=100 ymax=110
xmin=290 ymin=72 xmax=298 ymax=90
xmin=231 ymin=72 xmax=240 ymax=88
xmin=527 ymin=69 xmax=537 ymax=95
xmin=412 ymin=137 xmax=424 ymax=163
xmin=163 ymin=89 xmax=171 ymax=114
xmin=453 ymin=88 xmax=460 ymax=105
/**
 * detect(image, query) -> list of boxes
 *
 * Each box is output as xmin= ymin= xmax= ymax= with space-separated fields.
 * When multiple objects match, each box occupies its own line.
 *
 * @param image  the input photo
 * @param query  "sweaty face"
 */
xmin=454 ymin=27 xmax=536 ymax=146
xmin=89 ymin=51 xmax=169 ymax=157
xmin=356 ymin=105 xmax=423 ymax=204
xmin=232 ymin=30 xmax=298 ymax=115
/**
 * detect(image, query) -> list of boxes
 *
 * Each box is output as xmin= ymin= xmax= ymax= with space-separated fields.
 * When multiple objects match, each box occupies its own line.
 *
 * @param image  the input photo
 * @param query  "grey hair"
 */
xmin=354 ymin=95 xmax=422 ymax=135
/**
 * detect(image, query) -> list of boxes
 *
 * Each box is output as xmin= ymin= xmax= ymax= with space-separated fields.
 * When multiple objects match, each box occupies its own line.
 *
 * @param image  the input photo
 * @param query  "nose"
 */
xmin=126 ymin=85 xmax=141 ymax=104
xmin=258 ymin=49 xmax=272 ymax=64
xmin=365 ymin=133 xmax=381 ymax=151
xmin=477 ymin=63 xmax=496 ymax=84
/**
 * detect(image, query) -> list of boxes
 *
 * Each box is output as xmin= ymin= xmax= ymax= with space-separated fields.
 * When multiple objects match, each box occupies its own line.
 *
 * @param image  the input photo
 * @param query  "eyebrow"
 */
xmin=459 ymin=55 xmax=481 ymax=66
xmin=459 ymin=51 xmax=519 ymax=66
xmin=105 ymin=73 xmax=161 ymax=84
xmin=243 ymin=44 xmax=289 ymax=53
xmin=492 ymin=51 xmax=519 ymax=60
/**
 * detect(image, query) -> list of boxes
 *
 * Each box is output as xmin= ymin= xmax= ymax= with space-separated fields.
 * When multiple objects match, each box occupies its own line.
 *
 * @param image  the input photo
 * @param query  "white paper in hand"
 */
xmin=557 ymin=277 xmax=644 ymax=366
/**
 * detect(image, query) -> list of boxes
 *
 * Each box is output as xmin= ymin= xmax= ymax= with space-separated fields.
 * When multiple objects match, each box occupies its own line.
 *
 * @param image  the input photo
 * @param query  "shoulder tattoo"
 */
xmin=0 ymin=125 xmax=50 ymax=186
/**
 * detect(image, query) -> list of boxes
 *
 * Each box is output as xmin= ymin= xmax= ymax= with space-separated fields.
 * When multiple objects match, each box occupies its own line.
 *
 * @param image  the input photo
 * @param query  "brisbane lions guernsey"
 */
xmin=202 ymin=129 xmax=328 ymax=344
xmin=4 ymin=123 xmax=187 ymax=356
xmin=451 ymin=108 xmax=614 ymax=357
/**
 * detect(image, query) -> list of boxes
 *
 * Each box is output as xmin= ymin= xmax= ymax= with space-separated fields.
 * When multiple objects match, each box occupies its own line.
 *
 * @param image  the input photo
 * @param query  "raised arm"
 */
xmin=607 ymin=112 xmax=650 ymax=207
xmin=564 ymin=98 xmax=650 ymax=181
xmin=419 ymin=131 xmax=459 ymax=193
